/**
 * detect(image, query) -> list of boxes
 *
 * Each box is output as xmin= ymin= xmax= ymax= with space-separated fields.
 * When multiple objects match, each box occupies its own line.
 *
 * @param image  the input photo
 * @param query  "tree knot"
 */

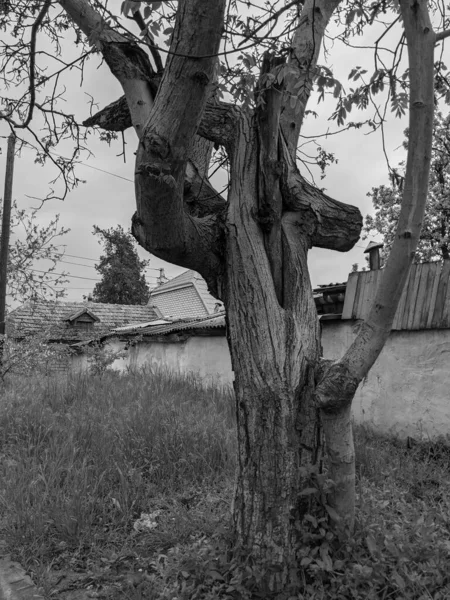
xmin=253 ymin=204 xmax=277 ymax=232
xmin=192 ymin=71 xmax=210 ymax=86
xmin=314 ymin=361 xmax=358 ymax=414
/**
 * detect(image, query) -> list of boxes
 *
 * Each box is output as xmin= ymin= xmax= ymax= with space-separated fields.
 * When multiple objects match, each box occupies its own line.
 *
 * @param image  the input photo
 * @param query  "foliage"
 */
xmin=92 ymin=225 xmax=150 ymax=305
xmin=0 ymin=371 xmax=449 ymax=599
xmin=82 ymin=340 xmax=128 ymax=376
xmin=365 ymin=113 xmax=450 ymax=264
xmin=0 ymin=330 xmax=72 ymax=379
xmin=2 ymin=201 xmax=69 ymax=301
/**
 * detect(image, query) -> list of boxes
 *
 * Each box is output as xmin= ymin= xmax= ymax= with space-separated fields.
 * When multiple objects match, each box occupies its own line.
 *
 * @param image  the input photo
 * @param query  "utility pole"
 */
xmin=0 ymin=132 xmax=16 ymax=354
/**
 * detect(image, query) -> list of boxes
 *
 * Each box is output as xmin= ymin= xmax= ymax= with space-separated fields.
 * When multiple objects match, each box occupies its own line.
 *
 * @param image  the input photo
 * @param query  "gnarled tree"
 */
xmin=2 ymin=0 xmax=450 ymax=591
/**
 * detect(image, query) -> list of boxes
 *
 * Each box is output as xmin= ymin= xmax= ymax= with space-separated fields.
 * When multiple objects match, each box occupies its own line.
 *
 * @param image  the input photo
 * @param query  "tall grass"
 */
xmin=0 ymin=368 xmax=236 ymax=566
xmin=1 ymin=370 xmax=449 ymax=599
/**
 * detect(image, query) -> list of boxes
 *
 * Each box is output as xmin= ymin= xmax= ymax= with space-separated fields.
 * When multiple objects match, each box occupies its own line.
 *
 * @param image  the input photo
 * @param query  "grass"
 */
xmin=0 ymin=369 xmax=449 ymax=599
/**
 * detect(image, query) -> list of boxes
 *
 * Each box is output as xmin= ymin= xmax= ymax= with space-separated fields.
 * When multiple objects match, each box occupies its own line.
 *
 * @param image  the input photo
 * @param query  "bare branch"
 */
xmin=280 ymin=0 xmax=342 ymax=158
xmin=436 ymin=29 xmax=450 ymax=42
xmin=131 ymin=10 xmax=164 ymax=72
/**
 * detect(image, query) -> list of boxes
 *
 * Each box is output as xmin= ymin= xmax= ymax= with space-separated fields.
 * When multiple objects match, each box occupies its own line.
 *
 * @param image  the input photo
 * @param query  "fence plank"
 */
xmin=423 ymin=262 xmax=441 ymax=329
xmin=359 ymin=271 xmax=375 ymax=320
xmin=392 ymin=268 xmax=412 ymax=330
xmin=401 ymin=264 xmax=420 ymax=330
xmin=431 ymin=260 xmax=450 ymax=328
xmin=352 ymin=272 xmax=365 ymax=319
xmin=412 ymin=263 xmax=432 ymax=329
xmin=392 ymin=268 xmax=411 ymax=330
xmin=342 ymin=272 xmax=359 ymax=320
xmin=406 ymin=263 xmax=423 ymax=330
xmin=365 ymin=269 xmax=382 ymax=320
xmin=440 ymin=265 xmax=450 ymax=328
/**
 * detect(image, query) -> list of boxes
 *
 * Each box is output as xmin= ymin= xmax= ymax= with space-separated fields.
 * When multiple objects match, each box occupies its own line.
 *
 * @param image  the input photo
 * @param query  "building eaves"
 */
xmin=108 ymin=312 xmax=226 ymax=339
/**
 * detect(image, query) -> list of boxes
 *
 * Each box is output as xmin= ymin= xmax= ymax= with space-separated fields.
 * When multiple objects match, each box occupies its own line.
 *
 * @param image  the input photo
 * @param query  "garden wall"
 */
xmin=321 ymin=320 xmax=450 ymax=439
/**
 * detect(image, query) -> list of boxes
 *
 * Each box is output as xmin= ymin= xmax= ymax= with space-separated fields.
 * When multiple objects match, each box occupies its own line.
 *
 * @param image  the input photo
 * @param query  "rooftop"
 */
xmin=150 ymin=270 xmax=224 ymax=318
xmin=7 ymin=300 xmax=160 ymax=342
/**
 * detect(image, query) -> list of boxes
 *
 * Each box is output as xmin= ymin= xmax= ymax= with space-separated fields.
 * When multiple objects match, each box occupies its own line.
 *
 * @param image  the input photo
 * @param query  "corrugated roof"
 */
xmin=110 ymin=312 xmax=226 ymax=338
xmin=150 ymin=270 xmax=224 ymax=318
xmin=7 ymin=300 xmax=160 ymax=342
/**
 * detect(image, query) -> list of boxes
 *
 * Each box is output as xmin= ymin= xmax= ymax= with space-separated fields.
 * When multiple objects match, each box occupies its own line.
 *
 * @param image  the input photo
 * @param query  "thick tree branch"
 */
xmin=131 ymin=10 xmax=164 ymax=72
xmin=60 ymin=0 xmax=228 ymax=282
xmin=280 ymin=137 xmax=362 ymax=251
xmin=316 ymin=0 xmax=437 ymax=409
xmin=133 ymin=0 xmax=227 ymax=278
xmin=280 ymin=0 xmax=342 ymax=158
xmin=256 ymin=53 xmax=285 ymax=303
xmin=84 ymin=92 xmax=238 ymax=149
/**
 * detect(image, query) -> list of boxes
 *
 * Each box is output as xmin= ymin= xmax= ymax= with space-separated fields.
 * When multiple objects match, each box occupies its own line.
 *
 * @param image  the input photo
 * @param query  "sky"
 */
xmin=0 ymin=3 xmax=436 ymax=306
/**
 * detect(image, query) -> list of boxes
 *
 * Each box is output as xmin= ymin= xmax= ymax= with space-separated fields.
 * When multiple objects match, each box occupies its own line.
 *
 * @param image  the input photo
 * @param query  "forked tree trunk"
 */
xmin=59 ymin=0 xmax=439 ymax=590
xmin=224 ymin=114 xmax=325 ymax=576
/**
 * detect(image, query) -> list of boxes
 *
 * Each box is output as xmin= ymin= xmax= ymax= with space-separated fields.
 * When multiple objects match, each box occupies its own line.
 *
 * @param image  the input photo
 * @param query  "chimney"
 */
xmin=157 ymin=268 xmax=168 ymax=286
xmin=364 ymin=241 xmax=384 ymax=270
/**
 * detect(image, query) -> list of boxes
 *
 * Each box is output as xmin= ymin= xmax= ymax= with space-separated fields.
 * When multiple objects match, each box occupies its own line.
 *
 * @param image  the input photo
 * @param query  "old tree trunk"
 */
xmin=60 ymin=0 xmax=439 ymax=587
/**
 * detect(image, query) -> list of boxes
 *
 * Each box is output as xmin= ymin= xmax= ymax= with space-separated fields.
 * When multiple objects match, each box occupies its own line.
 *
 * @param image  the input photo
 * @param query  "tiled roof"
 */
xmin=7 ymin=300 xmax=160 ymax=342
xmin=150 ymin=270 xmax=224 ymax=319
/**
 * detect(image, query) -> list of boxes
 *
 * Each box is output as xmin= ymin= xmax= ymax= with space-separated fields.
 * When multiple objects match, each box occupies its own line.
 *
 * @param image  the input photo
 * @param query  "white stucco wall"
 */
xmin=322 ymin=320 xmax=450 ymax=439
xmin=71 ymin=323 xmax=450 ymax=439
xmin=72 ymin=335 xmax=234 ymax=387
xmin=128 ymin=335 xmax=233 ymax=386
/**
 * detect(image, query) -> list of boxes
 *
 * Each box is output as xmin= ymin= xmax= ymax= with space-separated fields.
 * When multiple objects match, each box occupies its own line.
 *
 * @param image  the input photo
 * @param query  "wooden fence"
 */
xmin=341 ymin=260 xmax=450 ymax=330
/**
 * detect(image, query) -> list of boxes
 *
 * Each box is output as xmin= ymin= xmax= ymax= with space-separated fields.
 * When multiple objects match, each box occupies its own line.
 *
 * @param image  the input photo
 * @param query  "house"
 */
xmin=75 ymin=311 xmax=232 ymax=386
xmin=7 ymin=300 xmax=161 ymax=343
xmin=149 ymin=270 xmax=224 ymax=319
xmin=6 ymin=300 xmax=161 ymax=373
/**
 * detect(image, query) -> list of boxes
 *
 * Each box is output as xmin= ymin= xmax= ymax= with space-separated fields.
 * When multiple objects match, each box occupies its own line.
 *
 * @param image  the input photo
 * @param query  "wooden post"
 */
xmin=0 ymin=132 xmax=16 ymax=354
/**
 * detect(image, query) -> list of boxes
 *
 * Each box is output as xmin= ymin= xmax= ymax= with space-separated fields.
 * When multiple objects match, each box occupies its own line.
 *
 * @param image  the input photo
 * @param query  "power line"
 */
xmin=72 ymin=161 xmax=134 ymax=183
xmin=31 ymin=269 xmax=100 ymax=281
xmin=60 ymin=259 xmax=97 ymax=269
xmin=21 ymin=145 xmax=135 ymax=184
xmin=64 ymin=253 xmax=98 ymax=262
xmin=62 ymin=253 xmax=161 ymax=271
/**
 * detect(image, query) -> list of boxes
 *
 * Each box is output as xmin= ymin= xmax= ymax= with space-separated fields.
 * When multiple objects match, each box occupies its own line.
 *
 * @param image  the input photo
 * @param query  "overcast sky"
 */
xmin=0 ymin=8 xmax=437 ymax=305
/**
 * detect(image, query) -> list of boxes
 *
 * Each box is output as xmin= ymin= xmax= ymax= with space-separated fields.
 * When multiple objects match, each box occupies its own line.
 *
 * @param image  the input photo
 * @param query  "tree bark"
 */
xmin=224 ymin=113 xmax=324 ymax=582
xmin=280 ymin=0 xmax=342 ymax=159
